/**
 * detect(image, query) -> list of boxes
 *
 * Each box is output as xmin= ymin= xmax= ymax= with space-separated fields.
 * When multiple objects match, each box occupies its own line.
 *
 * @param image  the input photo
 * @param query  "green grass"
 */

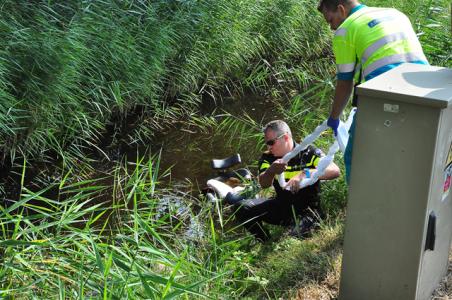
xmin=1 ymin=0 xmax=451 ymax=298
xmin=1 ymin=0 xmax=449 ymax=164
xmin=0 ymin=150 xmax=348 ymax=299
xmin=0 ymin=0 xmax=332 ymax=164
xmin=0 ymin=154 xmax=261 ymax=298
xmin=243 ymin=221 xmax=344 ymax=299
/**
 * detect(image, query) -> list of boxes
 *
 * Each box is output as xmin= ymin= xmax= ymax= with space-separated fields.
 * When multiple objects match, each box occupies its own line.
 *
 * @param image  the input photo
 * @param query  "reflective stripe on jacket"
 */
xmin=333 ymin=6 xmax=428 ymax=82
xmin=259 ymin=148 xmax=321 ymax=182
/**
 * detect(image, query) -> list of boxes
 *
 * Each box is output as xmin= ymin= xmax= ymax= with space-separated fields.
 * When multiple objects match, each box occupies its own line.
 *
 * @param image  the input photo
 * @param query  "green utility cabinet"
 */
xmin=339 ymin=63 xmax=452 ymax=300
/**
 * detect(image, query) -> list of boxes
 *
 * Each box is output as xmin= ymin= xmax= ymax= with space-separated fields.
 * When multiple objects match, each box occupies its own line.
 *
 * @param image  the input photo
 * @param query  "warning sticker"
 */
xmin=443 ymin=141 xmax=452 ymax=201
xmin=446 ymin=142 xmax=452 ymax=168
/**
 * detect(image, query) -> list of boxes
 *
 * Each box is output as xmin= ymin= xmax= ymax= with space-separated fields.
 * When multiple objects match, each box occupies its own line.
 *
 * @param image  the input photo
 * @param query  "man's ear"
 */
xmin=337 ymin=4 xmax=347 ymax=19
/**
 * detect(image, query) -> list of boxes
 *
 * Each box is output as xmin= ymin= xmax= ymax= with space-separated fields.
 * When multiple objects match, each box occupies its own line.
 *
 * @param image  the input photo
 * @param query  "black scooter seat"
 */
xmin=210 ymin=168 xmax=252 ymax=182
xmin=211 ymin=153 xmax=241 ymax=170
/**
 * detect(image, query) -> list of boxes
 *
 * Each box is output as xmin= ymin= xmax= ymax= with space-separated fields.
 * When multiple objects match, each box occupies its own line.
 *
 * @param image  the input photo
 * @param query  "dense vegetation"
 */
xmin=0 ymin=0 xmax=450 ymax=298
xmin=0 ymin=0 xmax=333 ymax=163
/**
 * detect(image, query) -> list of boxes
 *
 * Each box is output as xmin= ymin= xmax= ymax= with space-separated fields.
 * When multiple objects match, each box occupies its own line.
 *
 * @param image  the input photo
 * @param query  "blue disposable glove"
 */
xmin=327 ymin=116 xmax=339 ymax=136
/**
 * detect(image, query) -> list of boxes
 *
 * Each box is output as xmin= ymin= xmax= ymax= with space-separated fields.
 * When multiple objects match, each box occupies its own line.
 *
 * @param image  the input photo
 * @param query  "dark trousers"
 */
xmin=234 ymin=192 xmax=322 ymax=241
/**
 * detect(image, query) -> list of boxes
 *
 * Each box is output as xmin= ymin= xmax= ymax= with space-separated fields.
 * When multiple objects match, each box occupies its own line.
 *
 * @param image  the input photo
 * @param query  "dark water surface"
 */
xmin=0 ymin=94 xmax=283 ymax=202
xmin=154 ymin=94 xmax=283 ymax=189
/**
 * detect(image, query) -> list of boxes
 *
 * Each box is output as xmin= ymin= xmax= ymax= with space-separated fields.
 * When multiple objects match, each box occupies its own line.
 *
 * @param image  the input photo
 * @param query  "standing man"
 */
xmin=318 ymin=0 xmax=428 ymax=181
xmin=234 ymin=120 xmax=340 ymax=241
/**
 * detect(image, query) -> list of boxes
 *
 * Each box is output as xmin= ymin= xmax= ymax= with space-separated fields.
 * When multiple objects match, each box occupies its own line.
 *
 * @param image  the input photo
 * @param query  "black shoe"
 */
xmin=289 ymin=215 xmax=319 ymax=238
xmin=224 ymin=192 xmax=245 ymax=204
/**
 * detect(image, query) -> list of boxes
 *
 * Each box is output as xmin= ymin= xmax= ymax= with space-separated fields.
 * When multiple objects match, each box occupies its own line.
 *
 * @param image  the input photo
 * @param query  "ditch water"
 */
xmin=153 ymin=94 xmax=283 ymax=190
xmin=147 ymin=93 xmax=285 ymax=241
xmin=0 ymin=92 xmax=284 ymax=234
xmin=0 ymin=90 xmax=327 ymax=246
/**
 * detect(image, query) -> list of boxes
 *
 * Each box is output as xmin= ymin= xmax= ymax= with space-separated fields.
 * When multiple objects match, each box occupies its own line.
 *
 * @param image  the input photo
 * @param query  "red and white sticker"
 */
xmin=443 ymin=142 xmax=452 ymax=201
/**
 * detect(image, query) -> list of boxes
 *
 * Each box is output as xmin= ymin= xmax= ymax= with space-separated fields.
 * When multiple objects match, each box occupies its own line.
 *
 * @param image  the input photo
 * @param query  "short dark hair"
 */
xmin=317 ymin=0 xmax=352 ymax=12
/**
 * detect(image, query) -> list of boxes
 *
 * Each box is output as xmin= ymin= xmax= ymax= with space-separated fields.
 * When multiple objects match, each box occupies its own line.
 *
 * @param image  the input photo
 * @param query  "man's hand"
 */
xmin=286 ymin=177 xmax=301 ymax=194
xmin=269 ymin=159 xmax=287 ymax=175
xmin=258 ymin=159 xmax=287 ymax=188
xmin=286 ymin=170 xmax=310 ymax=194
xmin=327 ymin=116 xmax=339 ymax=136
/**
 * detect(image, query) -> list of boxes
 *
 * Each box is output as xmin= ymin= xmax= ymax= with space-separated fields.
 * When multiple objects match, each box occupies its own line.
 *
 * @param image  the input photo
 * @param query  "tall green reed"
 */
xmin=0 ymin=152 xmax=257 ymax=298
xmin=0 ymin=0 xmax=333 ymax=165
xmin=1 ymin=0 xmax=449 ymax=165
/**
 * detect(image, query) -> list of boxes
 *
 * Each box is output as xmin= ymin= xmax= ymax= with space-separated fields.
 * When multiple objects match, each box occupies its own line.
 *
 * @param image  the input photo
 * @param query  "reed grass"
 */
xmin=1 ymin=0 xmax=449 ymax=164
xmin=0 ymin=153 xmax=259 ymax=299
xmin=1 ymin=0 xmax=451 ymax=298
xmin=0 ymin=0 xmax=332 ymax=164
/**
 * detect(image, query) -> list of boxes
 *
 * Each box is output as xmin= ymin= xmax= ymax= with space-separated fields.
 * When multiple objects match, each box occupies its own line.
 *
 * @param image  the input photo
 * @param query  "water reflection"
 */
xmin=0 ymin=94 xmax=282 ymax=202
xmin=155 ymin=94 xmax=282 ymax=188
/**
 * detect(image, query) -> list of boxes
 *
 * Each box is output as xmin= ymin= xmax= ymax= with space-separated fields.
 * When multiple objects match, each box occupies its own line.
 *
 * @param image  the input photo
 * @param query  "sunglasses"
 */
xmin=265 ymin=133 xmax=285 ymax=146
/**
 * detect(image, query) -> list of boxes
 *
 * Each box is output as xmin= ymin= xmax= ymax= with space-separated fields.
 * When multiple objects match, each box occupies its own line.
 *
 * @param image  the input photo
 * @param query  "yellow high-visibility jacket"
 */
xmin=334 ymin=5 xmax=428 ymax=82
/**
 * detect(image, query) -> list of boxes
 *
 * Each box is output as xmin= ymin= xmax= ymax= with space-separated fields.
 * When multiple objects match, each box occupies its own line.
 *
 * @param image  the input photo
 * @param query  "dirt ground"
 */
xmin=294 ymin=248 xmax=452 ymax=300
xmin=431 ymin=249 xmax=452 ymax=299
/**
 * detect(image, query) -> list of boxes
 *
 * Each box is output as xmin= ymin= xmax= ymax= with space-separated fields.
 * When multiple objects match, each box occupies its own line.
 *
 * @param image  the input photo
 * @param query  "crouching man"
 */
xmin=235 ymin=120 xmax=340 ymax=241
